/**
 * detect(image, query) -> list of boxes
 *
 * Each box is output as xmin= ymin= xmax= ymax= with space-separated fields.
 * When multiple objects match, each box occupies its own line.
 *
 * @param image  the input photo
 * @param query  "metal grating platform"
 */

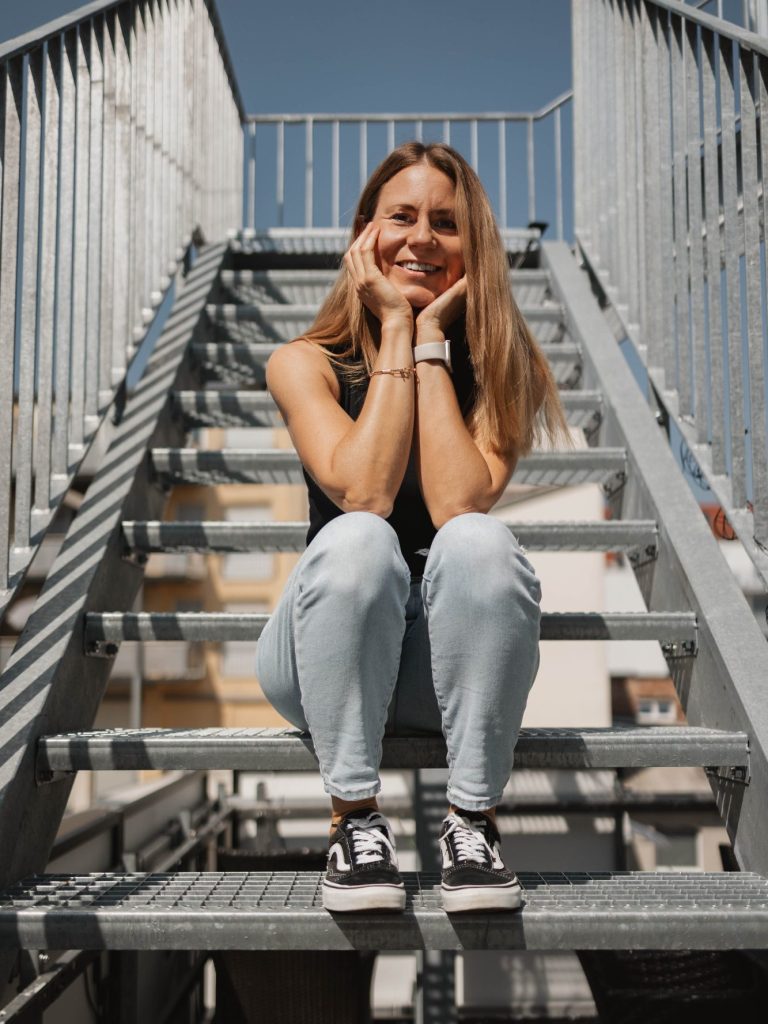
xmin=2 ymin=871 xmax=768 ymax=950
xmin=149 ymin=447 xmax=628 ymax=488
xmin=122 ymin=518 xmax=658 ymax=555
xmin=37 ymin=724 xmax=743 ymax=773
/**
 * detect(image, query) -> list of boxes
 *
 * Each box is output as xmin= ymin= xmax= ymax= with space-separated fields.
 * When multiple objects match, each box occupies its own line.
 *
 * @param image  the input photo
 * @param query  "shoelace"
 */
xmin=448 ymin=818 xmax=494 ymax=865
xmin=345 ymin=816 xmax=396 ymax=865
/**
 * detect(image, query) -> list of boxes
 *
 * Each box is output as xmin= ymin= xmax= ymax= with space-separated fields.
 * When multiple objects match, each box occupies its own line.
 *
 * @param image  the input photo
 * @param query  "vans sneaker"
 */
xmin=322 ymin=809 xmax=406 ymax=912
xmin=439 ymin=811 xmax=522 ymax=912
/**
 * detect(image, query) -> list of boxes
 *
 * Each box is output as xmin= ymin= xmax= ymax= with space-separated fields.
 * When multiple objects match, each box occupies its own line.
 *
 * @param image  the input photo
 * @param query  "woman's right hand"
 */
xmin=344 ymin=223 xmax=413 ymax=329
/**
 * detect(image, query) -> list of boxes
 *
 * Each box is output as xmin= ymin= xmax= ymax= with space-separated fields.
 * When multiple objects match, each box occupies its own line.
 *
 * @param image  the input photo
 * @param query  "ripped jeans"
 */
xmin=255 ymin=511 xmax=541 ymax=811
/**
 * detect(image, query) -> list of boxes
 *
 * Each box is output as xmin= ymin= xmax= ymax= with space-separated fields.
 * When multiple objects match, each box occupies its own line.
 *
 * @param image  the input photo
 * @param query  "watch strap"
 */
xmin=413 ymin=339 xmax=452 ymax=372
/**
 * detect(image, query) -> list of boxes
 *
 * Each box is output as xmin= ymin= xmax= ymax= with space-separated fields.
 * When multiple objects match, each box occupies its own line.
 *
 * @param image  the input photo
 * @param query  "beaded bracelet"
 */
xmin=369 ymin=367 xmax=415 ymax=380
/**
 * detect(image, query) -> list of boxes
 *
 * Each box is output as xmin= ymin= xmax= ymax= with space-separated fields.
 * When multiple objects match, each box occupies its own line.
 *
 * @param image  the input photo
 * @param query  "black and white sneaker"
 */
xmin=439 ymin=811 xmax=522 ymax=912
xmin=322 ymin=809 xmax=406 ymax=912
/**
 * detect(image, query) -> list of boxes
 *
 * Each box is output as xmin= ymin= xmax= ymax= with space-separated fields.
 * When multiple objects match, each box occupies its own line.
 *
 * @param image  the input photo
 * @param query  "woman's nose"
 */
xmin=407 ymin=217 xmax=435 ymax=246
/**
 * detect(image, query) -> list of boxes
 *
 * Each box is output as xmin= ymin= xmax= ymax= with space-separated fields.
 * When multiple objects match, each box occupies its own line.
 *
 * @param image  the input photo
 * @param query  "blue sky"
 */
xmin=5 ymin=1 xmax=573 ymax=113
xmin=4 ymin=2 xmax=574 ymax=233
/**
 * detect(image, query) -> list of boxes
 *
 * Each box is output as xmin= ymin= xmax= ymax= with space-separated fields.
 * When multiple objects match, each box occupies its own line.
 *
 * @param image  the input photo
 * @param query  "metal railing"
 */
xmin=243 ymin=96 xmax=573 ymax=238
xmin=573 ymin=0 xmax=768 ymax=583
xmin=0 ymin=0 xmax=244 ymax=609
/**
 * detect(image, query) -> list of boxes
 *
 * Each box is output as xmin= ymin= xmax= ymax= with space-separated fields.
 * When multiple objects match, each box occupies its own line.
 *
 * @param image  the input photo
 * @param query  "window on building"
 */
xmin=220 ymin=602 xmax=269 ymax=678
xmin=220 ymin=506 xmax=275 ymax=581
xmin=636 ymin=697 xmax=678 ymax=725
xmin=655 ymin=829 xmax=699 ymax=869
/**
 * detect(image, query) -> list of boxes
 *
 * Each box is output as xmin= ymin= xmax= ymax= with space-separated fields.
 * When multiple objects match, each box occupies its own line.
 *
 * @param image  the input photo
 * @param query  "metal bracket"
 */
xmin=661 ymin=638 xmax=698 ymax=659
xmin=628 ymin=542 xmax=660 ymax=571
xmin=602 ymin=469 xmax=627 ymax=500
xmin=85 ymin=639 xmax=120 ymax=659
xmin=705 ymin=765 xmax=751 ymax=786
xmin=36 ymin=767 xmax=75 ymax=787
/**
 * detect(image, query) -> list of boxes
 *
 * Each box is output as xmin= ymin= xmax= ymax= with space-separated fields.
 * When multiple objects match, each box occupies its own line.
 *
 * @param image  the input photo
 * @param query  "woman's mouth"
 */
xmin=396 ymin=261 xmax=441 ymax=275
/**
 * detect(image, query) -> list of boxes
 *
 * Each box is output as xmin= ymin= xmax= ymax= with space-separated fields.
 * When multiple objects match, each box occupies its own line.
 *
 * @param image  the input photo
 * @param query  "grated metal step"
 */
xmin=2 ymin=871 xmax=767 ymax=950
xmin=173 ymin=388 xmax=604 ymax=431
xmin=84 ymin=610 xmax=697 ymax=649
xmin=218 ymin=267 xmax=552 ymax=307
xmin=205 ymin=302 xmax=566 ymax=344
xmin=123 ymin=518 xmax=658 ymax=556
xmin=37 ymin=725 xmax=745 ymax=773
xmin=190 ymin=341 xmax=584 ymax=388
xmin=149 ymin=447 xmax=628 ymax=488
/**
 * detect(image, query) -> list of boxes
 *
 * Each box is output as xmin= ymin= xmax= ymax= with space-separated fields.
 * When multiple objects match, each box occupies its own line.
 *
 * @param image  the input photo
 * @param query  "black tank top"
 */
xmin=303 ymin=326 xmax=477 ymax=578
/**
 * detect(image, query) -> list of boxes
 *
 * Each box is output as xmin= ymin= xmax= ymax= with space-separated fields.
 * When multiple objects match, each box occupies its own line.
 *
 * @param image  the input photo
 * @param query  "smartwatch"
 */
xmin=413 ymin=339 xmax=452 ymax=374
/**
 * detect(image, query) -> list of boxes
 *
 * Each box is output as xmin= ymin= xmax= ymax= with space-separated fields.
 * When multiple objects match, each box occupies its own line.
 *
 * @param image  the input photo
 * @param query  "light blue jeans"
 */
xmin=255 ymin=511 xmax=541 ymax=811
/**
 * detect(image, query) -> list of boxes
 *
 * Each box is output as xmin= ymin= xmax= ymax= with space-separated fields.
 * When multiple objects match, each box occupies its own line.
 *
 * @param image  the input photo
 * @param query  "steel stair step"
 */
xmin=218 ymin=267 xmax=552 ymax=307
xmin=190 ymin=341 xmax=584 ymax=388
xmin=149 ymin=447 xmax=628 ymax=487
xmin=173 ymin=388 xmax=603 ymax=430
xmin=123 ymin=518 xmax=658 ymax=555
xmin=2 ymin=870 xmax=767 ymax=951
xmin=37 ymin=724 xmax=742 ymax=773
xmin=84 ymin=610 xmax=697 ymax=648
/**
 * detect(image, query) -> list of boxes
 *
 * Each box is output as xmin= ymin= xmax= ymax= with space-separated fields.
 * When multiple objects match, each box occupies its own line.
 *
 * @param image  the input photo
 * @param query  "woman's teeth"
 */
xmin=399 ymin=261 xmax=439 ymax=273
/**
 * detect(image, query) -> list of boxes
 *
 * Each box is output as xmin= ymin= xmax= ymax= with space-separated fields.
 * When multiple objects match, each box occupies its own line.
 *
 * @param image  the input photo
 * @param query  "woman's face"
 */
xmin=369 ymin=162 xmax=465 ymax=309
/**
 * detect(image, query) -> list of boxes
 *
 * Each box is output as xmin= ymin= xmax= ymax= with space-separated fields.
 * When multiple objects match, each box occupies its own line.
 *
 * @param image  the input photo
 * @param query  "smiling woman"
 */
xmin=256 ymin=141 xmax=568 ymax=915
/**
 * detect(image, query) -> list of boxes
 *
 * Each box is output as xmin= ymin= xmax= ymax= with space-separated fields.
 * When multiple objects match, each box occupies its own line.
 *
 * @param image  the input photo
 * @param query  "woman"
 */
xmin=257 ymin=142 xmax=567 ymax=913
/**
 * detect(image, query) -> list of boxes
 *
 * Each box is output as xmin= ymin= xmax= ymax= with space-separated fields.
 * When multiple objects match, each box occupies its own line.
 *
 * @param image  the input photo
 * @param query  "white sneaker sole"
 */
xmin=322 ymin=881 xmax=406 ymax=913
xmin=441 ymin=882 xmax=523 ymax=913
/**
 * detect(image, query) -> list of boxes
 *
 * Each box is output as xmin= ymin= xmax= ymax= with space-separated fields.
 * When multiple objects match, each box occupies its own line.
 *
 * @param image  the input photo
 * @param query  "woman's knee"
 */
xmin=427 ymin=512 xmax=541 ymax=605
xmin=301 ymin=511 xmax=409 ymax=596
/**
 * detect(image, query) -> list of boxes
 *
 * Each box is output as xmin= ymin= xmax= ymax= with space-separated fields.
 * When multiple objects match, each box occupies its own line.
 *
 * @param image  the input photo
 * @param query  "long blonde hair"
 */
xmin=303 ymin=141 xmax=568 ymax=457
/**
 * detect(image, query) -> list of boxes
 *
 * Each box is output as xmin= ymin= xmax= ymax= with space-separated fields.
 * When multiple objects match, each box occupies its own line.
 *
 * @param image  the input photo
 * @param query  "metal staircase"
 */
xmin=2 ymin=0 xmax=768 ymax=1018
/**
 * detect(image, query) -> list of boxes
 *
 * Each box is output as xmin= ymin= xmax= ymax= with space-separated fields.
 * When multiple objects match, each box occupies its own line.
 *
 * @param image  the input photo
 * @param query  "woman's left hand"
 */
xmin=414 ymin=276 xmax=467 ymax=344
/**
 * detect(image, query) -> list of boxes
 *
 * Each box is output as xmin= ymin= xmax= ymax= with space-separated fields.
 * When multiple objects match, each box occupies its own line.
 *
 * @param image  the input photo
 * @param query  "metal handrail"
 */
xmin=572 ymin=0 xmax=768 ymax=584
xmin=0 ymin=0 xmax=244 ymax=609
xmin=243 ymin=93 xmax=573 ymax=236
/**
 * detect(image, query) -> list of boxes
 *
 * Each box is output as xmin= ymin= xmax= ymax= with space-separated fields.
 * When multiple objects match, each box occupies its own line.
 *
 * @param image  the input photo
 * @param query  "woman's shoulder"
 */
xmin=265 ymin=338 xmax=342 ymax=402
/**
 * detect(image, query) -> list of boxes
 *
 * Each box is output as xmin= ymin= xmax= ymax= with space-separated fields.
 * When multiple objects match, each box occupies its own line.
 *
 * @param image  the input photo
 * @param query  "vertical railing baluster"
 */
xmin=685 ymin=19 xmax=707 ymax=440
xmin=34 ymin=38 xmax=61 ymax=516
xmin=85 ymin=17 xmax=104 ymax=432
xmin=657 ymin=8 xmax=676 ymax=388
xmin=739 ymin=47 xmax=768 ymax=536
xmin=387 ymin=119 xmax=395 ymax=153
xmin=247 ymin=121 xmax=255 ymax=230
xmin=526 ymin=116 xmax=534 ymax=224
xmin=671 ymin=14 xmax=693 ymax=413
xmin=701 ymin=27 xmax=726 ymax=474
xmin=554 ymin=107 xmax=563 ymax=240
xmin=98 ymin=12 xmax=116 ymax=410
xmin=498 ymin=119 xmax=507 ymax=230
xmin=70 ymin=24 xmax=91 ymax=453
xmin=15 ymin=50 xmax=44 ymax=551
xmin=641 ymin=2 xmax=662 ymax=369
xmin=332 ymin=119 xmax=339 ymax=229
xmin=359 ymin=119 xmax=367 ymax=193
xmin=53 ymin=33 xmax=75 ymax=482
xmin=415 ymin=118 xmax=423 ymax=142
xmin=133 ymin=3 xmax=146 ymax=335
xmin=470 ymin=118 xmax=478 ymax=172
xmin=614 ymin=0 xmax=630 ymax=310
xmin=112 ymin=7 xmax=131 ymax=386
xmin=720 ymin=35 xmax=747 ymax=506
xmin=442 ymin=119 xmax=450 ymax=145
xmin=276 ymin=119 xmax=284 ymax=227
xmin=305 ymin=116 xmax=313 ymax=228
xmin=0 ymin=59 xmax=23 ymax=587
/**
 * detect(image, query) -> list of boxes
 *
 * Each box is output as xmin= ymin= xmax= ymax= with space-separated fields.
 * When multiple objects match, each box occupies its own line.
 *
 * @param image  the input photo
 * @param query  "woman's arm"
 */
xmin=412 ymin=282 xmax=517 ymax=527
xmin=266 ymin=224 xmax=417 ymax=518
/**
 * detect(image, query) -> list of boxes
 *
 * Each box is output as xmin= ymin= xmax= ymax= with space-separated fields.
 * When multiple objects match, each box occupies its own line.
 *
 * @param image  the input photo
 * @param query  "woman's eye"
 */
xmin=435 ymin=218 xmax=457 ymax=230
xmin=391 ymin=212 xmax=411 ymax=223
